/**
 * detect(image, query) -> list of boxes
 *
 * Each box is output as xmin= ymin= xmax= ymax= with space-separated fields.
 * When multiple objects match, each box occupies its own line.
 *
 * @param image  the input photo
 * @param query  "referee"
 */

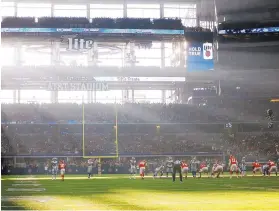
xmin=172 ymin=159 xmax=182 ymax=182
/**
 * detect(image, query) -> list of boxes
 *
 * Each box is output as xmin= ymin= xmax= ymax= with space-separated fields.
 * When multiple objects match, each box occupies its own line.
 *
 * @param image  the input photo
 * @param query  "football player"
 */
xmin=166 ymin=157 xmax=174 ymax=178
xmin=51 ymin=158 xmax=58 ymax=180
xmin=229 ymin=155 xmax=239 ymax=178
xmin=181 ymin=161 xmax=189 ymax=179
xmin=212 ymin=162 xmax=223 ymax=178
xmin=87 ymin=159 xmax=94 ymax=179
xmin=190 ymin=157 xmax=199 ymax=178
xmin=130 ymin=157 xmax=137 ymax=179
xmin=59 ymin=160 xmax=66 ymax=181
xmin=153 ymin=164 xmax=164 ymax=179
xmin=139 ymin=160 xmax=147 ymax=179
xmin=240 ymin=157 xmax=247 ymax=177
xmin=268 ymin=160 xmax=278 ymax=176
xmin=252 ymin=160 xmax=262 ymax=176
xmin=199 ymin=161 xmax=209 ymax=178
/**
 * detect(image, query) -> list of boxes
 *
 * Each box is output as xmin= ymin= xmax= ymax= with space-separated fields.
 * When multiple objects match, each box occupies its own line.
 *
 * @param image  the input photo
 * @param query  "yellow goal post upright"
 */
xmin=82 ymin=96 xmax=119 ymax=175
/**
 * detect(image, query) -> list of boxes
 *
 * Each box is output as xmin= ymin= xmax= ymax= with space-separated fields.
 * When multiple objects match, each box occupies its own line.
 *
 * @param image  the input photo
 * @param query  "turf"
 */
xmin=1 ymin=174 xmax=279 ymax=210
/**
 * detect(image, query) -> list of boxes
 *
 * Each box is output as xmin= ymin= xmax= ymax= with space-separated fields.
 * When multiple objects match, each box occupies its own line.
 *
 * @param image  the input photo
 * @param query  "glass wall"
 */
xmin=20 ymin=90 xmax=51 ymax=103
xmin=53 ymin=5 xmax=87 ymax=17
xmin=1 ymin=2 xmax=198 ymax=26
xmin=164 ymin=4 xmax=197 ymax=27
xmin=127 ymin=4 xmax=160 ymax=19
xmin=1 ymin=2 xmax=15 ymax=17
xmin=90 ymin=4 xmax=123 ymax=18
xmin=17 ymin=3 xmax=51 ymax=17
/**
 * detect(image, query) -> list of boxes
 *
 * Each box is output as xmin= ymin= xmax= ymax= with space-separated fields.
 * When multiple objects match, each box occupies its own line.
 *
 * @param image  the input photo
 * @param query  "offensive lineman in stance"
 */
xmin=268 ymin=160 xmax=278 ymax=176
xmin=87 ymin=159 xmax=94 ymax=179
xmin=212 ymin=162 xmax=224 ymax=178
xmin=199 ymin=161 xmax=209 ymax=178
xmin=130 ymin=157 xmax=137 ymax=179
xmin=51 ymin=158 xmax=58 ymax=180
xmin=166 ymin=157 xmax=174 ymax=178
xmin=229 ymin=155 xmax=239 ymax=178
xmin=173 ymin=159 xmax=182 ymax=182
xmin=59 ymin=160 xmax=66 ymax=181
xmin=252 ymin=160 xmax=262 ymax=176
xmin=153 ymin=164 xmax=164 ymax=179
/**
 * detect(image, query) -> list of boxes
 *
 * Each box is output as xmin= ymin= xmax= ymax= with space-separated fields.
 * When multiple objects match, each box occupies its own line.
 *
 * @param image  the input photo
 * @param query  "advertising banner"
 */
xmin=186 ymin=42 xmax=214 ymax=72
xmin=1 ymin=28 xmax=184 ymax=35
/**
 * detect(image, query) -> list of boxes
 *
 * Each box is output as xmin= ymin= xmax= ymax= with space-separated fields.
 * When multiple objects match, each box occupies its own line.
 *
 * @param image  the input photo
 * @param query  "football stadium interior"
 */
xmin=1 ymin=0 xmax=279 ymax=210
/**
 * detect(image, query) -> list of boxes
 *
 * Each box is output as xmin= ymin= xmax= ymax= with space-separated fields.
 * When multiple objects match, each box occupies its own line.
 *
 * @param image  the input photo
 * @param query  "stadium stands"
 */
xmin=2 ymin=102 xmax=278 ymax=159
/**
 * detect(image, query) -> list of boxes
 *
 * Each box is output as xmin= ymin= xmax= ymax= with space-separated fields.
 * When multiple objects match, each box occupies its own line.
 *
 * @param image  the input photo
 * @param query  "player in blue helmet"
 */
xmin=51 ymin=158 xmax=58 ymax=180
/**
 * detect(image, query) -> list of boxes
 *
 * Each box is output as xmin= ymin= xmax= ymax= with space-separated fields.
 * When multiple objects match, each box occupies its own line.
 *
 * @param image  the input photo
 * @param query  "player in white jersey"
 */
xmin=153 ymin=164 xmax=164 ymax=179
xmin=130 ymin=157 xmax=137 ymax=179
xmin=240 ymin=157 xmax=247 ymax=177
xmin=211 ymin=163 xmax=223 ymax=178
xmin=166 ymin=157 xmax=174 ymax=177
xmin=87 ymin=159 xmax=94 ymax=179
xmin=51 ymin=158 xmax=58 ymax=180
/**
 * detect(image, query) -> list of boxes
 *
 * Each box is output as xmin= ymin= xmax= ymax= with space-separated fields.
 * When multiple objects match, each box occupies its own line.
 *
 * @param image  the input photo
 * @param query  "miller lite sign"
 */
xmin=203 ymin=43 xmax=213 ymax=60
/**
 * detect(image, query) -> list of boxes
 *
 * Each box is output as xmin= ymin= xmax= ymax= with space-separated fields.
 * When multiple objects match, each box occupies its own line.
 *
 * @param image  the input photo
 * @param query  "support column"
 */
xmin=13 ymin=90 xmax=17 ymax=104
xmin=160 ymin=3 xmax=164 ymax=18
xmin=93 ymin=90 xmax=97 ymax=103
xmin=50 ymin=91 xmax=58 ymax=103
xmin=86 ymin=4 xmax=90 ymax=20
xmin=161 ymin=42 xmax=165 ymax=68
xmin=89 ymin=42 xmax=98 ymax=66
xmin=51 ymin=41 xmax=60 ymax=65
xmin=87 ymin=91 xmax=93 ymax=103
xmin=15 ymin=2 xmax=18 ymax=17
xmin=51 ymin=3 xmax=54 ymax=17
xmin=122 ymin=90 xmax=129 ymax=103
xmin=17 ymin=90 xmax=21 ymax=104
xmin=124 ymin=41 xmax=136 ymax=67
xmin=131 ymin=89 xmax=135 ymax=103
xmin=196 ymin=0 xmax=201 ymax=27
xmin=123 ymin=0 xmax=127 ymax=18
xmin=161 ymin=90 xmax=166 ymax=104
xmin=14 ymin=43 xmax=22 ymax=66
xmin=180 ymin=40 xmax=185 ymax=68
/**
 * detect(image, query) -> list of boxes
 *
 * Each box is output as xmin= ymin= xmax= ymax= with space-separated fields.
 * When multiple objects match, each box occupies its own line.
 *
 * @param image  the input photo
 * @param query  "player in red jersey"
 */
xmin=252 ymin=160 xmax=262 ymax=176
xmin=229 ymin=155 xmax=239 ymax=178
xmin=212 ymin=162 xmax=224 ymax=178
xmin=268 ymin=160 xmax=278 ymax=176
xmin=181 ymin=161 xmax=189 ymax=179
xmin=199 ymin=161 xmax=209 ymax=178
xmin=59 ymin=160 xmax=66 ymax=181
xmin=139 ymin=160 xmax=147 ymax=179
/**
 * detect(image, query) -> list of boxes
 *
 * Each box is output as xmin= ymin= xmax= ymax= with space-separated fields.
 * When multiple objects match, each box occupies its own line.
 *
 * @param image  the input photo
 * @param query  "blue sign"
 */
xmin=1 ymin=28 xmax=184 ymax=35
xmin=218 ymin=27 xmax=279 ymax=35
xmin=186 ymin=42 xmax=214 ymax=72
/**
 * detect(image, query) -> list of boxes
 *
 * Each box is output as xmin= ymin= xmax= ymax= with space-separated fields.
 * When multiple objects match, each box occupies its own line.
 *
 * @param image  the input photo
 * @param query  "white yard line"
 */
xmin=12 ymin=184 xmax=41 ymax=186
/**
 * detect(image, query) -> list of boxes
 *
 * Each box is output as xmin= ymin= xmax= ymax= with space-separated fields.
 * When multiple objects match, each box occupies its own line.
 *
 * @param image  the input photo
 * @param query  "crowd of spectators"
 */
xmin=1 ymin=101 xmax=278 ymax=160
xmin=1 ymin=17 xmax=210 ymax=32
xmin=1 ymin=101 xmax=278 ymax=124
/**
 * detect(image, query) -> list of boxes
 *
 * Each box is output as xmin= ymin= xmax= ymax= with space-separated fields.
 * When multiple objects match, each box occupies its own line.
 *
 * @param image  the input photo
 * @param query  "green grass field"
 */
xmin=1 ymin=174 xmax=279 ymax=210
